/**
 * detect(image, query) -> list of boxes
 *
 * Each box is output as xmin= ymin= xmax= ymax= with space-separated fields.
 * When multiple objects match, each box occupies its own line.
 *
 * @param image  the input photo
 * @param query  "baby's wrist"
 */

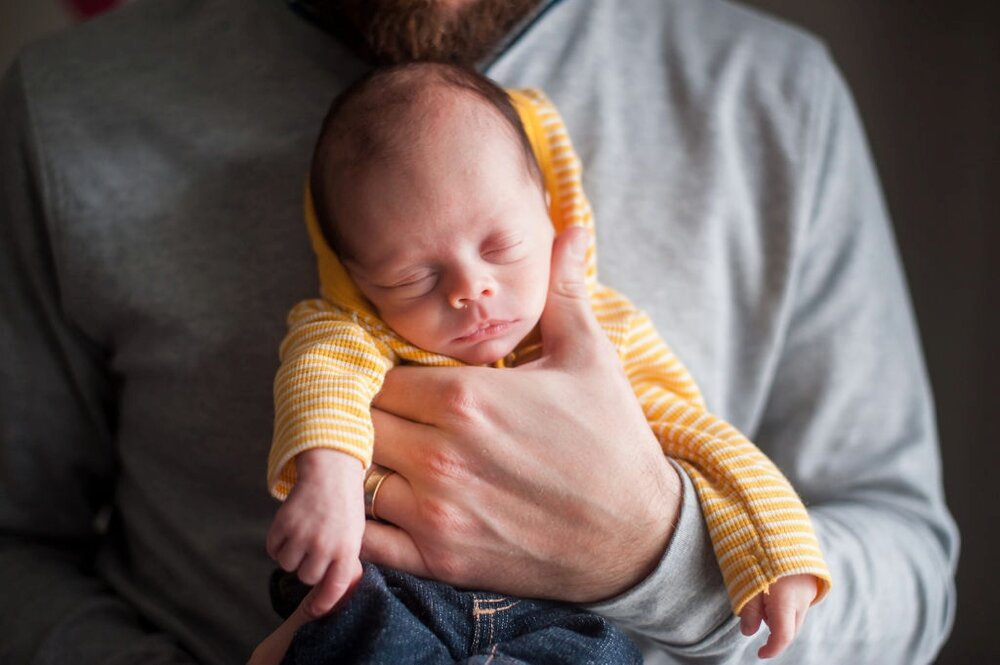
xmin=297 ymin=448 xmax=365 ymax=481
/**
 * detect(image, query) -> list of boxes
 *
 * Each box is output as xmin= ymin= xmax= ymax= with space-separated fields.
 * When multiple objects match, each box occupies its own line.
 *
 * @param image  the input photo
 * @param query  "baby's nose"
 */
xmin=449 ymin=279 xmax=494 ymax=309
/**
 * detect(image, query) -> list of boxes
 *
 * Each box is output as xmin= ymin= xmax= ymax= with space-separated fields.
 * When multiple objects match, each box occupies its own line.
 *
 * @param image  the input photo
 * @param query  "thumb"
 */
xmin=539 ymin=225 xmax=601 ymax=363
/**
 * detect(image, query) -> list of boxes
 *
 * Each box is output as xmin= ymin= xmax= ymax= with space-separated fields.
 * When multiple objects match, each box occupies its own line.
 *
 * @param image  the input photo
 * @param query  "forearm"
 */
xmin=269 ymin=304 xmax=392 ymax=497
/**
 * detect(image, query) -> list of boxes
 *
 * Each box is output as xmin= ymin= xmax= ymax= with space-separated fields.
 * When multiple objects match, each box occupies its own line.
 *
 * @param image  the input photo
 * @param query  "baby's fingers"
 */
xmin=739 ymin=595 xmax=764 ymax=637
xmin=271 ymin=534 xmax=306 ymax=575
xmin=306 ymin=557 xmax=364 ymax=618
xmin=757 ymin=606 xmax=798 ymax=659
xmin=265 ymin=518 xmax=289 ymax=561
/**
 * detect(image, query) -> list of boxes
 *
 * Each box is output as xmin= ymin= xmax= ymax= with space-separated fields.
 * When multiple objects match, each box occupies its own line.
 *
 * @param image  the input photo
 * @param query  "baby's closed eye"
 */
xmin=482 ymin=234 xmax=525 ymax=263
xmin=378 ymin=271 xmax=438 ymax=297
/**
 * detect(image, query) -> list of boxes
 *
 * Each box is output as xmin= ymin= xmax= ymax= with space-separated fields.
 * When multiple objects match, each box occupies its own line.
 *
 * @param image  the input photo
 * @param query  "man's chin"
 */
xmin=323 ymin=0 xmax=543 ymax=65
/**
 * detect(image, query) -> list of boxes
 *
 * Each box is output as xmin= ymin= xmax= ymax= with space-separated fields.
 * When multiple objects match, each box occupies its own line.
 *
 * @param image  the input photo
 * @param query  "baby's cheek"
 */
xmin=389 ymin=305 xmax=451 ymax=351
xmin=522 ymin=263 xmax=552 ymax=317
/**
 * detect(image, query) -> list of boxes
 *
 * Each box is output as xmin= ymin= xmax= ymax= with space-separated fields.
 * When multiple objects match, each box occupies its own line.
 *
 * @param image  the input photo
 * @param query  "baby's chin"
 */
xmin=448 ymin=337 xmax=521 ymax=366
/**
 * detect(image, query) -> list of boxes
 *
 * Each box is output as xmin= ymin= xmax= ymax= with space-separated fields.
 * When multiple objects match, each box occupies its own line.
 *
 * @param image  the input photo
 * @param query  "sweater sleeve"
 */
xmin=619 ymin=306 xmax=831 ymax=614
xmin=268 ymin=298 xmax=394 ymax=499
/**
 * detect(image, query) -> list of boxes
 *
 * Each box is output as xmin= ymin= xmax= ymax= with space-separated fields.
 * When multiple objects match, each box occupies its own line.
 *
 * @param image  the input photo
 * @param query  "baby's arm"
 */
xmin=266 ymin=448 xmax=365 ymax=616
xmin=739 ymin=574 xmax=818 ymax=659
xmin=614 ymin=303 xmax=830 ymax=651
xmin=267 ymin=301 xmax=394 ymax=615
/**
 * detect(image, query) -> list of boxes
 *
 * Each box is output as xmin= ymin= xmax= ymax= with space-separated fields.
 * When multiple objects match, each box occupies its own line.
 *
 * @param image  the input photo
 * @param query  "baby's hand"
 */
xmin=739 ymin=574 xmax=818 ymax=659
xmin=266 ymin=449 xmax=365 ymax=617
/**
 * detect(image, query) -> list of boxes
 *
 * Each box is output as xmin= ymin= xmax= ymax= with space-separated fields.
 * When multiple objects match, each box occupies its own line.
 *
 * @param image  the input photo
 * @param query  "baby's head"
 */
xmin=311 ymin=63 xmax=554 ymax=365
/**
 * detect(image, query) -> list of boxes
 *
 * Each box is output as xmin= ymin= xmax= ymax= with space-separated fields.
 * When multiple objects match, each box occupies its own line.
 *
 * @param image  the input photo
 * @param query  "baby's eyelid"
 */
xmin=484 ymin=240 xmax=523 ymax=255
xmin=380 ymin=271 xmax=435 ymax=289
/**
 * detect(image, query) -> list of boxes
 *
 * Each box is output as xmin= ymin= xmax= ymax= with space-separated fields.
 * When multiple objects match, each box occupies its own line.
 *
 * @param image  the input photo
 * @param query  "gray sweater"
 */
xmin=0 ymin=0 xmax=957 ymax=663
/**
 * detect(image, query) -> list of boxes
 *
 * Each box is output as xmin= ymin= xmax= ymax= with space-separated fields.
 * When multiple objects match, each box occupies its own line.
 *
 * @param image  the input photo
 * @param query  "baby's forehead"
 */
xmin=335 ymin=91 xmax=543 ymax=197
xmin=378 ymin=86 xmax=526 ymax=158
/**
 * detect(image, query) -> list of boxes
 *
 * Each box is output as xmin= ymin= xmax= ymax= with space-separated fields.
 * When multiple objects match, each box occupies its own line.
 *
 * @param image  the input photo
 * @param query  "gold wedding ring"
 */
xmin=364 ymin=464 xmax=395 ymax=521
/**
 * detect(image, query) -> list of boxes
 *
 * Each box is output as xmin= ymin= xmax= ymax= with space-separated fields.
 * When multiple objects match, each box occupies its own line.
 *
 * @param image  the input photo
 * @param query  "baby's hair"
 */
xmin=310 ymin=62 xmax=544 ymax=258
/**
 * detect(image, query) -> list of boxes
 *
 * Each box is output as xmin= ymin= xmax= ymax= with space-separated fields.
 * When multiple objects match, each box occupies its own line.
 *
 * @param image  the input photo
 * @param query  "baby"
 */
xmin=257 ymin=63 xmax=830 ymax=663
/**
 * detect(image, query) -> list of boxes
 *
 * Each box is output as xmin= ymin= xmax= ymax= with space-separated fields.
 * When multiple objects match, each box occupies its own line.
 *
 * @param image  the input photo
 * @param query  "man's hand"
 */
xmin=360 ymin=226 xmax=682 ymax=603
xmin=247 ymin=587 xmax=326 ymax=665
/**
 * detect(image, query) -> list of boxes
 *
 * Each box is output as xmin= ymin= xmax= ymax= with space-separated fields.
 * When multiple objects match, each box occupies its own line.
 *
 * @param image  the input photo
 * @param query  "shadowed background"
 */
xmin=2 ymin=1 xmax=996 ymax=662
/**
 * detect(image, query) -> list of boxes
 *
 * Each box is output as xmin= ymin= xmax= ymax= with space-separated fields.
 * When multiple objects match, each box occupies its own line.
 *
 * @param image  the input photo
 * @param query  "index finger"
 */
xmin=372 ymin=363 xmax=494 ymax=425
xmin=369 ymin=407 xmax=447 ymax=479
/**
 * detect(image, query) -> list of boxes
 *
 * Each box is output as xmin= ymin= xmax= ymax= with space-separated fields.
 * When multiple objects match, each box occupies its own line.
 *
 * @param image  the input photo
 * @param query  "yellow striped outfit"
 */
xmin=269 ymin=89 xmax=831 ymax=613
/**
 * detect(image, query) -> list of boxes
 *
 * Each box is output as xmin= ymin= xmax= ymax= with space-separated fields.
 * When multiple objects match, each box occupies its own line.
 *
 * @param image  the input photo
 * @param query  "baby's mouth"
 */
xmin=453 ymin=319 xmax=518 ymax=344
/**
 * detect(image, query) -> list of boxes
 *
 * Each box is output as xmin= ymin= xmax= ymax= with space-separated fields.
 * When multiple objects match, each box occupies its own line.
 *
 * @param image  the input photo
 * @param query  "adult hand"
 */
xmin=360 ymin=226 xmax=682 ymax=603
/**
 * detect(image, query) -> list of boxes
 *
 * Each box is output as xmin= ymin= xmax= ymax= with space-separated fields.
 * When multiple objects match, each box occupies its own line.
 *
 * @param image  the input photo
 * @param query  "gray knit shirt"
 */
xmin=0 ymin=0 xmax=957 ymax=663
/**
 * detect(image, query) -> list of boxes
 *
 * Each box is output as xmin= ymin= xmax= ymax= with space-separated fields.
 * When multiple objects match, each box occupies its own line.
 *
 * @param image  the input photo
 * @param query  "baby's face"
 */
xmin=337 ymin=103 xmax=553 ymax=365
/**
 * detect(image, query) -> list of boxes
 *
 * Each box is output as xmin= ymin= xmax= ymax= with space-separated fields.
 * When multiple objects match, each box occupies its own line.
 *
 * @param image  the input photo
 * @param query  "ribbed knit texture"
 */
xmin=269 ymin=89 xmax=831 ymax=614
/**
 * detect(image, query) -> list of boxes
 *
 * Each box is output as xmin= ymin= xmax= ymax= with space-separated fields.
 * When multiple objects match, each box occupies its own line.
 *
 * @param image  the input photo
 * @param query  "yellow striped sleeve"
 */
xmin=514 ymin=87 xmax=831 ymax=614
xmin=620 ymin=308 xmax=832 ymax=613
xmin=268 ymin=298 xmax=394 ymax=499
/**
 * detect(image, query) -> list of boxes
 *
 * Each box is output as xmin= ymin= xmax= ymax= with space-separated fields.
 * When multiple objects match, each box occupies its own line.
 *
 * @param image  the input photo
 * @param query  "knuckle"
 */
xmin=439 ymin=379 xmax=482 ymax=422
xmin=305 ymin=599 xmax=331 ymax=619
xmin=322 ymin=572 xmax=351 ymax=592
xmin=419 ymin=496 xmax=466 ymax=534
xmin=421 ymin=447 xmax=470 ymax=484
xmin=281 ymin=527 xmax=307 ymax=550
xmin=552 ymin=278 xmax=588 ymax=299
xmin=426 ymin=550 xmax=468 ymax=583
xmin=307 ymin=533 xmax=333 ymax=556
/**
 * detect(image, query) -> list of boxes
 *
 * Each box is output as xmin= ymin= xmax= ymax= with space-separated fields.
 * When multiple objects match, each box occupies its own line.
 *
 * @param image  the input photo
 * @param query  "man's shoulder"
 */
xmin=503 ymin=0 xmax=842 ymax=158
xmin=679 ymin=0 xmax=836 ymax=97
xmin=673 ymin=0 xmax=825 ymax=53
xmin=11 ymin=0 xmax=344 ymax=111
xmin=16 ymin=1 xmax=214 ymax=97
xmin=531 ymin=0 xmax=835 ymax=101
xmin=610 ymin=0 xmax=830 ymax=69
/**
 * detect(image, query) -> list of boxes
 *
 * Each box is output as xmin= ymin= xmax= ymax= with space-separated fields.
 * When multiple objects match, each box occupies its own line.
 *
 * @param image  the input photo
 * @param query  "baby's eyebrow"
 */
xmin=347 ymin=245 xmax=413 ymax=278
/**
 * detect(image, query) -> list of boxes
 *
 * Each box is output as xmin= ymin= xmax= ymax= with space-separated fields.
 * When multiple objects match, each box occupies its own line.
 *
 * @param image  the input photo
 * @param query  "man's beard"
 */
xmin=321 ymin=0 xmax=543 ymax=65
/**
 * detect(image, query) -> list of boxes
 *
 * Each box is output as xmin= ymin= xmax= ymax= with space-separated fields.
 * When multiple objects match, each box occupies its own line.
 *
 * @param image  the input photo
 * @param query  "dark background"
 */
xmin=2 ymin=1 xmax=997 ymax=662
xmin=740 ymin=1 xmax=998 ymax=662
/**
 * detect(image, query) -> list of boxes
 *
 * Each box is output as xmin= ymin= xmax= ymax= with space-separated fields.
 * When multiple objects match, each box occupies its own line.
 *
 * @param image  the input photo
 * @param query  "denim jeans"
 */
xmin=271 ymin=564 xmax=642 ymax=664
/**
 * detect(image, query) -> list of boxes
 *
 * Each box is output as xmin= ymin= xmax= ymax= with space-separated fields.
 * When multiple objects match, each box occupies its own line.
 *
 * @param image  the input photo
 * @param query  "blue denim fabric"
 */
xmin=275 ymin=564 xmax=642 ymax=664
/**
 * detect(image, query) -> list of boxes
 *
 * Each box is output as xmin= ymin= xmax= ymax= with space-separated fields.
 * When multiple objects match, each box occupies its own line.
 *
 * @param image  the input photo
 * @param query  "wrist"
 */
xmin=609 ymin=456 xmax=682 ymax=598
xmin=297 ymin=448 xmax=364 ymax=481
xmin=584 ymin=462 xmax=732 ymax=643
